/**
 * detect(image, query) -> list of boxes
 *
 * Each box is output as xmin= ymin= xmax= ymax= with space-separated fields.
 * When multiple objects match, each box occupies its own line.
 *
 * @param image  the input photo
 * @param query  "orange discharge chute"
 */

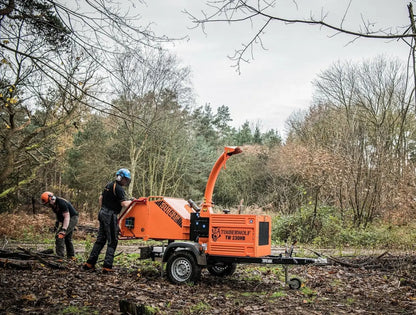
xmin=200 ymin=146 xmax=242 ymax=216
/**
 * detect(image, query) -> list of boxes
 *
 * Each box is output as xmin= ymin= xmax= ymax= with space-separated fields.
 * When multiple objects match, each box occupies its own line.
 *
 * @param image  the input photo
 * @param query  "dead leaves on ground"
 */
xmin=1 ymin=252 xmax=416 ymax=314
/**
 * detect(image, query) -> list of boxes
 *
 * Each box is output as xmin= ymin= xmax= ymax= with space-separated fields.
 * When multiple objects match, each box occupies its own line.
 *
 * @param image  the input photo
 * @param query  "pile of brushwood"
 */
xmin=1 ymin=247 xmax=416 ymax=314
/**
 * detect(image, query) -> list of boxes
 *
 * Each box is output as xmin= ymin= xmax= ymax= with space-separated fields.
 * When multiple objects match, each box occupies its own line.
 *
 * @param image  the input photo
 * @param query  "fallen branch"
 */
xmin=327 ymin=251 xmax=389 ymax=268
xmin=327 ymin=256 xmax=362 ymax=268
xmin=17 ymin=247 xmax=66 ymax=269
xmin=326 ymin=251 xmax=416 ymax=271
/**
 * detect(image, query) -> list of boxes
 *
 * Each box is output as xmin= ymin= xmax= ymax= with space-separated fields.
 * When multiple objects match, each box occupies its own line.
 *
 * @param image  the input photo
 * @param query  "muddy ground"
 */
xmin=1 ymin=246 xmax=416 ymax=314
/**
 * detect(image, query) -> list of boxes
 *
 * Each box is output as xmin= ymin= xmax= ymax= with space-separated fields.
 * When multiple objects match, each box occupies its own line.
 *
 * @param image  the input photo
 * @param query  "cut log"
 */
xmin=0 ymin=249 xmax=32 ymax=260
xmin=0 ymin=257 xmax=35 ymax=269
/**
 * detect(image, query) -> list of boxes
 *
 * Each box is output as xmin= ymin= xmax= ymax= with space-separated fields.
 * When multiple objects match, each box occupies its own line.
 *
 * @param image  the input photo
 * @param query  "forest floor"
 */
xmin=1 ymin=242 xmax=416 ymax=315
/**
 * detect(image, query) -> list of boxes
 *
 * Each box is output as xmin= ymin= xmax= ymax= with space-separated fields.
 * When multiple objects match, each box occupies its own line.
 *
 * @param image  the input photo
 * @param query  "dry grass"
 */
xmin=0 ymin=212 xmax=53 ymax=239
xmin=0 ymin=210 xmax=97 ymax=241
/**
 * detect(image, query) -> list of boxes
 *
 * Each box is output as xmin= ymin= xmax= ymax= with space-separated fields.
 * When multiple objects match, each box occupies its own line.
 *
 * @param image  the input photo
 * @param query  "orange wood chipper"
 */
xmin=118 ymin=146 xmax=326 ymax=288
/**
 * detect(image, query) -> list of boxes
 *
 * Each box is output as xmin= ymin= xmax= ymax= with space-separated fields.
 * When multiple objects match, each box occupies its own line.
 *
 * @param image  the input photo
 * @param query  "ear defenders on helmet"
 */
xmin=41 ymin=191 xmax=55 ymax=204
xmin=116 ymin=168 xmax=131 ymax=183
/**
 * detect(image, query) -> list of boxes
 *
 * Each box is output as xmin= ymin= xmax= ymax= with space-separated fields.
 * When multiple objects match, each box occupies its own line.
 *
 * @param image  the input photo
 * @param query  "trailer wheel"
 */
xmin=166 ymin=251 xmax=201 ymax=285
xmin=207 ymin=262 xmax=237 ymax=277
xmin=288 ymin=277 xmax=302 ymax=290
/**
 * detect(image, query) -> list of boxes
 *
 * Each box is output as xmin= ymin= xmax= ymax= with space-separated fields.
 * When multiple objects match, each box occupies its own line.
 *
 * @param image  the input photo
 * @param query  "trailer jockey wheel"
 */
xmin=166 ymin=251 xmax=201 ymax=285
xmin=288 ymin=277 xmax=302 ymax=290
xmin=207 ymin=262 xmax=237 ymax=277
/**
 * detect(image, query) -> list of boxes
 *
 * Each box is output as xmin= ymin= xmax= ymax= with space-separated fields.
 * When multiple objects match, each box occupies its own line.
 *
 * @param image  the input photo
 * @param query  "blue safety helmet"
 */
xmin=116 ymin=168 xmax=131 ymax=185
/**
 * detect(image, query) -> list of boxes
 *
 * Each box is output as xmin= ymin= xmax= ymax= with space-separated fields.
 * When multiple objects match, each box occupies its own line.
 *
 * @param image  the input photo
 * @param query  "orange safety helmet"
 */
xmin=41 ymin=191 xmax=55 ymax=204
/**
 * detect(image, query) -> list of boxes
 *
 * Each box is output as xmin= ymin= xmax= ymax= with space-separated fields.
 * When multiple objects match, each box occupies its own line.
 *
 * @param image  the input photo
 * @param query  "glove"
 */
xmin=58 ymin=228 xmax=66 ymax=239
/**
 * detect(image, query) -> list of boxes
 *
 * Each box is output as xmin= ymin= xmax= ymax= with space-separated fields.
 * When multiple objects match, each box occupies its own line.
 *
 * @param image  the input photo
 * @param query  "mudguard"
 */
xmin=162 ymin=241 xmax=207 ymax=266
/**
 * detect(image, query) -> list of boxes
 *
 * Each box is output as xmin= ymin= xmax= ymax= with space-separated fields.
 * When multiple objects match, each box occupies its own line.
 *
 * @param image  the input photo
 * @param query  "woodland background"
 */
xmin=2 ymin=1 xmax=416 ymax=248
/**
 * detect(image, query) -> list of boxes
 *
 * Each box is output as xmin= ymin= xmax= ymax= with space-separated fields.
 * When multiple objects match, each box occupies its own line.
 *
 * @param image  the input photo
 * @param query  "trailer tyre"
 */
xmin=207 ymin=262 xmax=237 ymax=277
xmin=166 ymin=251 xmax=201 ymax=285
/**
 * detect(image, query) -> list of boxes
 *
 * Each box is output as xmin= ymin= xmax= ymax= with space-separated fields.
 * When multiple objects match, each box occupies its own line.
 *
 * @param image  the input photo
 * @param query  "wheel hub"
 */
xmin=172 ymin=258 xmax=191 ymax=281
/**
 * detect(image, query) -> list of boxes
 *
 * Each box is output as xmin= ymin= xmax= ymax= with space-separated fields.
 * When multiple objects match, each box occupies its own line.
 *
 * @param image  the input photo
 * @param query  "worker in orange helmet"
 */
xmin=41 ymin=191 xmax=79 ymax=259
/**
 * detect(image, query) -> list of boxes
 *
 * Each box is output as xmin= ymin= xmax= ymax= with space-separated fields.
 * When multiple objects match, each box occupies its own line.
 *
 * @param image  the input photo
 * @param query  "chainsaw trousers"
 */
xmin=86 ymin=208 xmax=119 ymax=269
xmin=55 ymin=215 xmax=78 ymax=258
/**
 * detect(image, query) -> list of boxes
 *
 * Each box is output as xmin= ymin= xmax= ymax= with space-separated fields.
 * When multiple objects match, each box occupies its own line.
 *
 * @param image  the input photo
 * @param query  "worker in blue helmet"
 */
xmin=83 ymin=168 xmax=133 ymax=273
xmin=116 ymin=168 xmax=131 ymax=186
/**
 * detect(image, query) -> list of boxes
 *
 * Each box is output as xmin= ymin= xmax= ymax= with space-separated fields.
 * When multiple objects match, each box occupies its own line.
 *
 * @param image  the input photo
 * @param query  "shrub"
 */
xmin=271 ymin=205 xmax=344 ymax=244
xmin=271 ymin=205 xmax=416 ymax=249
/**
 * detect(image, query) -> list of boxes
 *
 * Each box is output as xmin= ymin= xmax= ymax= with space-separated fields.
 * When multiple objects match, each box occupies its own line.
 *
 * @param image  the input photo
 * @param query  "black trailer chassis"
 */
xmin=139 ymin=242 xmax=327 ymax=289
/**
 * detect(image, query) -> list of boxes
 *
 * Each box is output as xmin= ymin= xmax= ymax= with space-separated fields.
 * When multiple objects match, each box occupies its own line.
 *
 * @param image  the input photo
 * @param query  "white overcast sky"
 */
xmin=139 ymin=0 xmax=411 ymax=137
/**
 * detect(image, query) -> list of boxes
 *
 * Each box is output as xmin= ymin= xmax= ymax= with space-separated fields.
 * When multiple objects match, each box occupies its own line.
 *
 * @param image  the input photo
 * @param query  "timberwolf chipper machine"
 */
xmin=118 ymin=146 xmax=326 ymax=288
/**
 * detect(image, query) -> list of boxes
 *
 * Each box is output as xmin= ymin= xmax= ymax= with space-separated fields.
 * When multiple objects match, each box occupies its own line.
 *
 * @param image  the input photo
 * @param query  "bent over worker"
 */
xmin=41 ymin=192 xmax=79 ymax=259
xmin=83 ymin=168 xmax=132 ymax=273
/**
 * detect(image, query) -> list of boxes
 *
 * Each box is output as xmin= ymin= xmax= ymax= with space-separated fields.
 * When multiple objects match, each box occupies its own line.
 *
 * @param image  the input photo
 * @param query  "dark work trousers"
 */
xmin=87 ymin=208 xmax=119 ymax=269
xmin=55 ymin=215 xmax=78 ymax=258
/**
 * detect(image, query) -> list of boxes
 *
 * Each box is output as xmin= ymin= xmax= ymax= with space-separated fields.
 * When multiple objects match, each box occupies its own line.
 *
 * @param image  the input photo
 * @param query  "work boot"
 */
xmin=102 ymin=267 xmax=114 ymax=274
xmin=82 ymin=262 xmax=95 ymax=271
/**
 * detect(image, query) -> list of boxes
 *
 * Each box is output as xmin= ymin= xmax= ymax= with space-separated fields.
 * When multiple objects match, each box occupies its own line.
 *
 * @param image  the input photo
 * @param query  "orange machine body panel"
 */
xmin=119 ymin=196 xmax=194 ymax=241
xmin=207 ymin=213 xmax=272 ymax=257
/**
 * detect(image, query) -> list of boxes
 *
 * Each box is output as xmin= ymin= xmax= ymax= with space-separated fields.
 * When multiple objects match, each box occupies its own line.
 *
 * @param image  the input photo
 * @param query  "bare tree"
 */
xmin=106 ymin=48 xmax=193 ymax=196
xmin=187 ymin=1 xmax=413 ymax=70
xmin=186 ymin=1 xmax=416 ymax=109
xmin=286 ymin=56 xmax=416 ymax=226
xmin=0 ymin=0 xmax=174 ymax=123
xmin=0 ymin=39 xmax=96 ymax=200
xmin=0 ymin=0 xmax=178 ymax=204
